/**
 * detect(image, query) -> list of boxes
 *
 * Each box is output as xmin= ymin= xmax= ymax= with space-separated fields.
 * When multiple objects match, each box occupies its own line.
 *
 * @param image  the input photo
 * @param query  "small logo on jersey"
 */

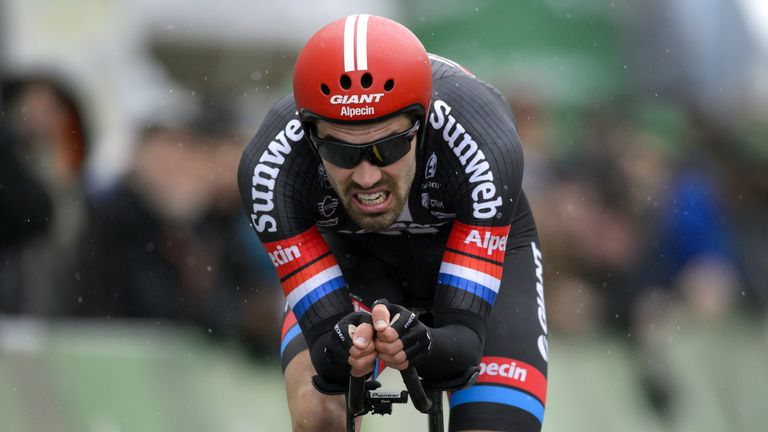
xmin=268 ymin=245 xmax=301 ymax=267
xmin=319 ymin=196 xmax=339 ymax=217
xmin=532 ymin=241 xmax=548 ymax=362
xmin=430 ymin=211 xmax=455 ymax=219
xmin=317 ymin=217 xmax=339 ymax=228
xmin=464 ymin=229 xmax=507 ymax=256
xmin=421 ymin=193 xmax=430 ymax=209
xmin=425 ymin=152 xmax=437 ymax=179
xmin=318 ymin=166 xmax=332 ymax=189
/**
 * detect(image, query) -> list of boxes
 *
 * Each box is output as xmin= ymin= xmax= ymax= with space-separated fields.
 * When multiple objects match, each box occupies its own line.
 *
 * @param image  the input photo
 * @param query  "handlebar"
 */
xmin=400 ymin=367 xmax=433 ymax=413
xmin=346 ymin=366 xmax=443 ymax=432
xmin=347 ymin=375 xmax=367 ymax=416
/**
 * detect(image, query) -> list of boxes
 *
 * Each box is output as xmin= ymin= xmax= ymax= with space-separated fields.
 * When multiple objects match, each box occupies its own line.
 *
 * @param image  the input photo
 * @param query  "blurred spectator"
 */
xmin=0 ymin=74 xmax=89 ymax=315
xmin=73 ymin=116 xmax=283 ymax=356
xmin=74 ymin=125 xmax=214 ymax=318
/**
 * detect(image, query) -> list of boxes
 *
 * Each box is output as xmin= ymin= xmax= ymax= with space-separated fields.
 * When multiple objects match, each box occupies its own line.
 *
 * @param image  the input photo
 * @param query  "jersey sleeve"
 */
xmin=237 ymin=95 xmax=353 ymax=343
xmin=428 ymin=73 xmax=524 ymax=338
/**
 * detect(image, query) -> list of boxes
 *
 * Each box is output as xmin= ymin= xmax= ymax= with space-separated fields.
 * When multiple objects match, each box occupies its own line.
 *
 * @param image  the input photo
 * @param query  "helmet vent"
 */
xmin=360 ymin=73 xmax=373 ymax=89
xmin=340 ymin=74 xmax=352 ymax=90
xmin=320 ymin=83 xmax=331 ymax=95
xmin=384 ymin=79 xmax=395 ymax=92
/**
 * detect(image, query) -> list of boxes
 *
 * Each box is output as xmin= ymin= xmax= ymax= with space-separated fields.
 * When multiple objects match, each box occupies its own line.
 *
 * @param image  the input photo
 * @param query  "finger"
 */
xmin=375 ymin=326 xmax=400 ymax=343
xmin=372 ymin=304 xmax=391 ymax=331
xmin=350 ymin=341 xmax=376 ymax=358
xmin=388 ymin=360 xmax=409 ymax=371
xmin=352 ymin=322 xmax=374 ymax=348
xmin=350 ymin=352 xmax=377 ymax=377
xmin=375 ymin=338 xmax=404 ymax=355
xmin=378 ymin=351 xmax=408 ymax=369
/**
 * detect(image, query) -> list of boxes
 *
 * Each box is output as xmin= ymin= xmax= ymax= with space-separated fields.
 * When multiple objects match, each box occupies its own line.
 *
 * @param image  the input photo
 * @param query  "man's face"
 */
xmin=315 ymin=115 xmax=417 ymax=231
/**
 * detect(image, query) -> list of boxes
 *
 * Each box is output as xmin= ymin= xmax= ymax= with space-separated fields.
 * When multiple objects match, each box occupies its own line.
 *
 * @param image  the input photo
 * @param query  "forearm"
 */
xmin=416 ymin=323 xmax=483 ymax=387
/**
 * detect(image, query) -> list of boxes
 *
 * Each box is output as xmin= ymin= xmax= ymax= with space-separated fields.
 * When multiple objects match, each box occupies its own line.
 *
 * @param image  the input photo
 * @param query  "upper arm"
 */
xmin=237 ymin=97 xmax=353 ymax=338
xmin=429 ymin=75 xmax=525 ymax=333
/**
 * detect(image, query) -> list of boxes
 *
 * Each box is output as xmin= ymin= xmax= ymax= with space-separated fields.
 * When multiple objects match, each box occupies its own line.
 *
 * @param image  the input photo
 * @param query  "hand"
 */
xmin=325 ymin=311 xmax=376 ymax=377
xmin=372 ymin=299 xmax=432 ymax=371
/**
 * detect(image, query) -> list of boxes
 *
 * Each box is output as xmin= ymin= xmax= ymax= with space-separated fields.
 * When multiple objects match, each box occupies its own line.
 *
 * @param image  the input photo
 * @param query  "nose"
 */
xmin=350 ymin=159 xmax=382 ymax=189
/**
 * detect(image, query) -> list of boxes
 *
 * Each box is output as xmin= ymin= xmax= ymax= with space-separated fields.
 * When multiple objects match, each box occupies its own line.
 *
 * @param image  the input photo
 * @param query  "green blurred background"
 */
xmin=1 ymin=1 xmax=767 ymax=431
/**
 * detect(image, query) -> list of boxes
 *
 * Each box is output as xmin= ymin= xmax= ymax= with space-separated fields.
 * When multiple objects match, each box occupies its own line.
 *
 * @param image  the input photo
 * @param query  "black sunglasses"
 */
xmin=310 ymin=120 xmax=420 ymax=169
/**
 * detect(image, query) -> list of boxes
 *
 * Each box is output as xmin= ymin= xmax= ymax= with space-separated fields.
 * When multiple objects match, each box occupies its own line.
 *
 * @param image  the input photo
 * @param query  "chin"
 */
xmin=345 ymin=199 xmax=404 ymax=231
xmin=352 ymin=211 xmax=400 ymax=231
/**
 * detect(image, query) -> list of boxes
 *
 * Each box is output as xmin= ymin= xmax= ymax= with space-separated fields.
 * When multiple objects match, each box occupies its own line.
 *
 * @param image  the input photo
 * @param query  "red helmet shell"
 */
xmin=294 ymin=15 xmax=432 ymax=123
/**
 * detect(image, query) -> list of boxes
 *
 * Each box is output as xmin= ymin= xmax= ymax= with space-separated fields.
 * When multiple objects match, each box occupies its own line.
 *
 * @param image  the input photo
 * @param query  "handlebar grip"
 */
xmin=347 ymin=375 xmax=366 ymax=416
xmin=401 ymin=367 xmax=433 ymax=413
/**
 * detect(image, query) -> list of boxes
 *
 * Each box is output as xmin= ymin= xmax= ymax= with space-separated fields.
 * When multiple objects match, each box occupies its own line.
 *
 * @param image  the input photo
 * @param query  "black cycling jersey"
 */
xmin=239 ymin=55 xmax=522 ymax=331
xmin=238 ymin=55 xmax=547 ymax=430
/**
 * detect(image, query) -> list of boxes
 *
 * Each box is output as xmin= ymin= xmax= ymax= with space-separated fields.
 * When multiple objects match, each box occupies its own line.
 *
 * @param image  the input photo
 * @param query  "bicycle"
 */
xmin=345 ymin=365 xmax=479 ymax=432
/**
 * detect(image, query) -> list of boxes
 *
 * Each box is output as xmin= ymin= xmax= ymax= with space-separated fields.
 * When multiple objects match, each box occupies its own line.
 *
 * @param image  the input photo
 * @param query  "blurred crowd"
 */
xmin=0 ymin=74 xmax=284 ymax=358
xmin=514 ymin=95 xmax=768 ymax=414
xmin=1 ymin=69 xmax=766 ymax=417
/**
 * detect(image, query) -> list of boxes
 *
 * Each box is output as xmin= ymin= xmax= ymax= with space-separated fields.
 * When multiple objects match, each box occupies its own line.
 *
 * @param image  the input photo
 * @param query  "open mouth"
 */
xmin=356 ymin=191 xmax=388 ymax=205
xmin=352 ymin=190 xmax=393 ymax=213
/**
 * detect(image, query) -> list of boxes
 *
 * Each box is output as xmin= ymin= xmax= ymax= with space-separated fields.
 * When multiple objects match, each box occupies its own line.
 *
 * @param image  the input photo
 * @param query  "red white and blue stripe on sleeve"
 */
xmin=438 ymin=221 xmax=510 ymax=307
xmin=263 ymin=226 xmax=347 ymax=323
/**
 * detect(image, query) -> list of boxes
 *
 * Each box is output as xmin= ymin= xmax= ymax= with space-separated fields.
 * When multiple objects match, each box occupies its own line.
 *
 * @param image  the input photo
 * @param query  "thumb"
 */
xmin=372 ymin=304 xmax=390 ymax=332
xmin=353 ymin=322 xmax=374 ymax=348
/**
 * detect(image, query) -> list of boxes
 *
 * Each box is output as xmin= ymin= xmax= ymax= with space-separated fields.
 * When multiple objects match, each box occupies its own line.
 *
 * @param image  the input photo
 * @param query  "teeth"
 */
xmin=356 ymin=191 xmax=387 ymax=205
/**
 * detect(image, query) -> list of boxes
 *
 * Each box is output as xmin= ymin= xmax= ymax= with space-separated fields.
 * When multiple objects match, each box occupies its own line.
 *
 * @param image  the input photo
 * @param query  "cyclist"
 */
xmin=238 ymin=14 xmax=548 ymax=431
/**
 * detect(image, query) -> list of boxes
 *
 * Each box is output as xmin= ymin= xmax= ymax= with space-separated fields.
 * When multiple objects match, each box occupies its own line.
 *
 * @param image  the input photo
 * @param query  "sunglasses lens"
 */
xmin=369 ymin=137 xmax=412 ymax=166
xmin=317 ymin=143 xmax=360 ymax=169
xmin=313 ymin=120 xmax=418 ymax=168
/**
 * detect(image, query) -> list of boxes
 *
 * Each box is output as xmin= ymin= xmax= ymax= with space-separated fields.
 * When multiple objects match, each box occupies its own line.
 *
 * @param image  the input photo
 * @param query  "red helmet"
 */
xmin=293 ymin=15 xmax=432 ymax=124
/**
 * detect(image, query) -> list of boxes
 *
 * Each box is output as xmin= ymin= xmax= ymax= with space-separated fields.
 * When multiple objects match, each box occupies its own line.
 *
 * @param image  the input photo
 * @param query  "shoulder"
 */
xmin=238 ymin=94 xmax=312 ymax=183
xmin=238 ymin=94 xmax=322 ymax=238
xmin=429 ymin=54 xmax=513 ymax=122
xmin=423 ymin=57 xmax=525 ymax=224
